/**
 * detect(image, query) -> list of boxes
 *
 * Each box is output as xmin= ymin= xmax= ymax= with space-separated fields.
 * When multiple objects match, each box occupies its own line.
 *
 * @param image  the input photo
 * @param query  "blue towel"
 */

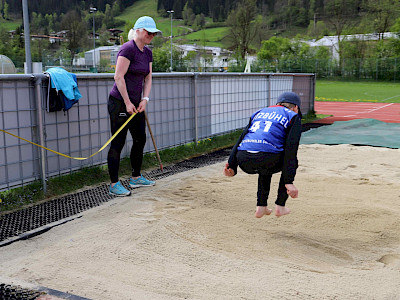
xmin=46 ymin=67 xmax=82 ymax=102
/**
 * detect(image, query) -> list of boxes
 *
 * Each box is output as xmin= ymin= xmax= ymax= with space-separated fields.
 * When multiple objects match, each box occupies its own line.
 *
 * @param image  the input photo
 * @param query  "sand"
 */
xmin=1 ymin=144 xmax=400 ymax=300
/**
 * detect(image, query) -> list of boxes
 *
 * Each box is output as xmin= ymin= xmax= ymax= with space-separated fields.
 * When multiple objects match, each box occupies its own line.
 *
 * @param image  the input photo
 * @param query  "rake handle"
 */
xmin=144 ymin=111 xmax=163 ymax=171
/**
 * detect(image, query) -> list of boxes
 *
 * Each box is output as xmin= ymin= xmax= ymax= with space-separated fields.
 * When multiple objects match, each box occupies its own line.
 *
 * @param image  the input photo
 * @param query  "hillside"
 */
xmin=1 ymin=0 xmax=400 ymax=52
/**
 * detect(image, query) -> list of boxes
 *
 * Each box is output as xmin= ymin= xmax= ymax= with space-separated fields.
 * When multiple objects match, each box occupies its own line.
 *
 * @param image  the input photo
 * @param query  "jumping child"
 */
xmin=223 ymin=91 xmax=302 ymax=217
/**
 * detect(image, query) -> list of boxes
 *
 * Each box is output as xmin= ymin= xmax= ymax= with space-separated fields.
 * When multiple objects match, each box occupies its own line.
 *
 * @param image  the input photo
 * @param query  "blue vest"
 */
xmin=238 ymin=105 xmax=297 ymax=153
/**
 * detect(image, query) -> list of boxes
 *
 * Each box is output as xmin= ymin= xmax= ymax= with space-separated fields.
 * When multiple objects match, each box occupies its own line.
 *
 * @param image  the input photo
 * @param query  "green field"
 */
xmin=315 ymin=80 xmax=400 ymax=103
xmin=115 ymin=0 xmax=158 ymax=28
xmin=183 ymin=27 xmax=229 ymax=43
xmin=0 ymin=19 xmax=22 ymax=31
xmin=114 ymin=0 xmax=226 ymax=47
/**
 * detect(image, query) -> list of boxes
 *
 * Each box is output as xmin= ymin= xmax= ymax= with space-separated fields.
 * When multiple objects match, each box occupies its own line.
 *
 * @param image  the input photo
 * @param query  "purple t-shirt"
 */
xmin=110 ymin=40 xmax=152 ymax=105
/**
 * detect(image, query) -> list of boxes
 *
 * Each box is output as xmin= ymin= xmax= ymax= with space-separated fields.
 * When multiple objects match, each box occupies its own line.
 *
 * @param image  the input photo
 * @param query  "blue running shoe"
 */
xmin=109 ymin=181 xmax=131 ymax=196
xmin=129 ymin=175 xmax=155 ymax=188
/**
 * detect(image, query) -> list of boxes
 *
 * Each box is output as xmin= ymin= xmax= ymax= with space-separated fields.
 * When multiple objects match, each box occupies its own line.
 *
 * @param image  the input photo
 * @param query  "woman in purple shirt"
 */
xmin=108 ymin=16 xmax=161 ymax=196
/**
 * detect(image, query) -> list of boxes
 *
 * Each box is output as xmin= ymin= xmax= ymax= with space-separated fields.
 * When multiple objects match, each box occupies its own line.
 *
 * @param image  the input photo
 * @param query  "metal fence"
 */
xmin=0 ymin=72 xmax=315 ymax=191
xmin=251 ymin=58 xmax=400 ymax=81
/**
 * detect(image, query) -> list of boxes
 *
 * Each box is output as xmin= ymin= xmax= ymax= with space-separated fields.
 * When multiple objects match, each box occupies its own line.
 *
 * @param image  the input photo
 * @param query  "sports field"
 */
xmin=315 ymin=80 xmax=400 ymax=103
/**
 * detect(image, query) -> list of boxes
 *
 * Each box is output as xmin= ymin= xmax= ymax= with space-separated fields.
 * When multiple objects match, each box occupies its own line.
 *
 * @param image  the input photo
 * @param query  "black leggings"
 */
xmin=107 ymin=95 xmax=146 ymax=183
xmin=236 ymin=150 xmax=288 ymax=207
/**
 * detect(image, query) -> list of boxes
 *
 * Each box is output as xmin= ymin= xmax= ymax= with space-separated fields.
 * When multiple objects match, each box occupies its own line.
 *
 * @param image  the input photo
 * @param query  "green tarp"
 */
xmin=300 ymin=119 xmax=400 ymax=149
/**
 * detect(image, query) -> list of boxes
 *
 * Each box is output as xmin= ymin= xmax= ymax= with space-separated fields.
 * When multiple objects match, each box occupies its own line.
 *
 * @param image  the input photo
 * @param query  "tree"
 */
xmin=104 ymin=4 xmax=112 ymax=28
xmin=152 ymin=43 xmax=181 ymax=72
xmin=225 ymin=0 xmax=260 ymax=59
xmin=193 ymin=13 xmax=205 ymax=31
xmin=44 ymin=13 xmax=56 ymax=33
xmin=324 ymin=0 xmax=360 ymax=73
xmin=257 ymin=37 xmax=291 ymax=60
xmin=99 ymin=30 xmax=111 ymax=45
xmin=307 ymin=20 xmax=329 ymax=39
xmin=61 ymin=10 xmax=88 ymax=63
xmin=31 ymin=12 xmax=47 ymax=34
xmin=182 ymin=2 xmax=195 ymax=26
xmin=111 ymin=1 xmax=120 ymax=17
xmin=3 ymin=0 xmax=9 ymax=20
xmin=364 ymin=0 xmax=400 ymax=39
xmin=392 ymin=17 xmax=400 ymax=36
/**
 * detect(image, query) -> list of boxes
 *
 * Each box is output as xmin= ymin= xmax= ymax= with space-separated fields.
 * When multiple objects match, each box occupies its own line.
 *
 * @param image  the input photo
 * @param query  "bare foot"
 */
xmin=275 ymin=205 xmax=291 ymax=217
xmin=255 ymin=206 xmax=273 ymax=218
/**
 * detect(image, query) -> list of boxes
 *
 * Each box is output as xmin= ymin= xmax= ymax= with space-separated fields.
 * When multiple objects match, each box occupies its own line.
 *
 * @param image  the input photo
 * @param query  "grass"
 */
xmin=115 ymin=0 xmax=159 ymax=28
xmin=182 ymin=27 xmax=229 ymax=43
xmin=315 ymin=79 xmax=400 ymax=103
xmin=0 ymin=19 xmax=22 ymax=31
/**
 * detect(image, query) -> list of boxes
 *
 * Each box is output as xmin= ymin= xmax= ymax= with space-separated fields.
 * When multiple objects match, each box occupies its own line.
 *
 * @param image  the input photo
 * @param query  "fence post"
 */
xmin=267 ymin=74 xmax=271 ymax=106
xmin=34 ymin=74 xmax=47 ymax=193
xmin=193 ymin=73 xmax=199 ymax=144
xmin=311 ymin=74 xmax=316 ymax=113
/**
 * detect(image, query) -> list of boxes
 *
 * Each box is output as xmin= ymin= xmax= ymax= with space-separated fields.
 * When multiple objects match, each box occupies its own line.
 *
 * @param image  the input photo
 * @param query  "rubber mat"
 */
xmin=301 ymin=118 xmax=400 ymax=149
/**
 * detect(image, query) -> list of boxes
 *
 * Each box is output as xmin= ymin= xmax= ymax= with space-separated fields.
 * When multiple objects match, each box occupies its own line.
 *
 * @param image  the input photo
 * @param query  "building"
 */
xmin=176 ymin=44 xmax=232 ymax=71
xmin=84 ymin=45 xmax=120 ymax=67
xmin=306 ymin=32 xmax=398 ymax=60
xmin=107 ymin=28 xmax=123 ymax=44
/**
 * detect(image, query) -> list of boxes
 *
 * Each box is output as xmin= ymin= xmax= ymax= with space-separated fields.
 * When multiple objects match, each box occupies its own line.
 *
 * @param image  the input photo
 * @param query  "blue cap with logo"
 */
xmin=134 ymin=16 xmax=162 ymax=35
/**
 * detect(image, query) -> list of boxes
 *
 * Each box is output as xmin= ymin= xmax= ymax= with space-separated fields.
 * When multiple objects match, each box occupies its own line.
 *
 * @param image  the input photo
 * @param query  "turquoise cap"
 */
xmin=133 ymin=16 xmax=162 ymax=34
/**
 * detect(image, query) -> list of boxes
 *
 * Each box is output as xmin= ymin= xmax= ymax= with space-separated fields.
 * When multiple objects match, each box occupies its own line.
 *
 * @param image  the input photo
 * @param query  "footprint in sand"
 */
xmin=378 ymin=254 xmax=400 ymax=267
xmin=133 ymin=211 xmax=160 ymax=222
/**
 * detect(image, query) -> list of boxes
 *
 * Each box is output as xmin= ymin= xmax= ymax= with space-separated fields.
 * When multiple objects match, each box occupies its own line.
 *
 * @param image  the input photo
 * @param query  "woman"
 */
xmin=107 ymin=16 xmax=161 ymax=196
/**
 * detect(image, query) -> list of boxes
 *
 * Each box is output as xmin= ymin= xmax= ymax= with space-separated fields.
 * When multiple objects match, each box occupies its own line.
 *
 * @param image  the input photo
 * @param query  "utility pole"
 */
xmin=90 ymin=7 xmax=97 ymax=71
xmin=167 ymin=10 xmax=174 ymax=72
xmin=314 ymin=13 xmax=317 ymax=36
xmin=22 ymin=0 xmax=32 ymax=73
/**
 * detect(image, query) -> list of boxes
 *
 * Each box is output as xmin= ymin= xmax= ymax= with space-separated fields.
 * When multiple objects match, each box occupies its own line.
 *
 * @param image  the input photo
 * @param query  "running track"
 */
xmin=314 ymin=101 xmax=400 ymax=124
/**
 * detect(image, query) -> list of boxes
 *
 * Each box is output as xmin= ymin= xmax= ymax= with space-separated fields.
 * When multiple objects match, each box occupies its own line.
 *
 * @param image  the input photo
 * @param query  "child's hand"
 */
xmin=285 ymin=184 xmax=298 ymax=198
xmin=223 ymin=163 xmax=235 ymax=177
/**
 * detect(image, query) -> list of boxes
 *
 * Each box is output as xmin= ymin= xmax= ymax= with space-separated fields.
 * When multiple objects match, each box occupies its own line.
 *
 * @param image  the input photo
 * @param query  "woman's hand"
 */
xmin=137 ymin=99 xmax=147 ymax=113
xmin=125 ymin=101 xmax=137 ymax=115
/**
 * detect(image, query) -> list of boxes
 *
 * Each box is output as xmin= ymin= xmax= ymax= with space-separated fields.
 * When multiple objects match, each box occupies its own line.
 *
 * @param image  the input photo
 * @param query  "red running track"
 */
xmin=314 ymin=101 xmax=400 ymax=124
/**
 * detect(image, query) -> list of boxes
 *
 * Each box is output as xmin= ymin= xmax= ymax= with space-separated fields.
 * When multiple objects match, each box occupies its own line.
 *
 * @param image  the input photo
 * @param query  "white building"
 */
xmin=176 ymin=44 xmax=232 ymax=70
xmin=306 ymin=32 xmax=398 ymax=60
xmin=84 ymin=45 xmax=120 ymax=67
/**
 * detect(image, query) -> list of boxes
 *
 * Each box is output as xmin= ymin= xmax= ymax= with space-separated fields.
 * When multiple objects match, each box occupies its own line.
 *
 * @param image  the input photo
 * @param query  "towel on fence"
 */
xmin=46 ymin=67 xmax=82 ymax=111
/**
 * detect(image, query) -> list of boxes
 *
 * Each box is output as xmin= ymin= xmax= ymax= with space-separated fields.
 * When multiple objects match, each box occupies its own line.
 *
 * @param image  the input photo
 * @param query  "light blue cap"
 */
xmin=133 ymin=16 xmax=162 ymax=34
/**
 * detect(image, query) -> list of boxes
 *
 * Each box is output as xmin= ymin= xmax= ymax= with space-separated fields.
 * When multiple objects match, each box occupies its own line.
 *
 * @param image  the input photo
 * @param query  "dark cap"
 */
xmin=277 ymin=91 xmax=301 ymax=107
xmin=277 ymin=91 xmax=302 ymax=118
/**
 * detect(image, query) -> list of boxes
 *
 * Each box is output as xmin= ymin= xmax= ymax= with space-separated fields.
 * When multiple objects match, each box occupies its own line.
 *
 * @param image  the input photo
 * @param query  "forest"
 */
xmin=3 ymin=0 xmax=365 ymax=29
xmin=2 ymin=0 xmax=136 ymax=16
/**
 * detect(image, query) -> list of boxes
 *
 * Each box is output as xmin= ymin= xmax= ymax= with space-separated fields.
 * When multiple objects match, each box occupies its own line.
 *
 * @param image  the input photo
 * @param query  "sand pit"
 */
xmin=1 ymin=144 xmax=400 ymax=299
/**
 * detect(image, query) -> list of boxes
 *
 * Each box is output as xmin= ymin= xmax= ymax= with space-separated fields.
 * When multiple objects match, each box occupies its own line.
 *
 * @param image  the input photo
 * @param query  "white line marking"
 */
xmin=352 ymin=103 xmax=394 ymax=115
xmin=380 ymin=95 xmax=400 ymax=102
